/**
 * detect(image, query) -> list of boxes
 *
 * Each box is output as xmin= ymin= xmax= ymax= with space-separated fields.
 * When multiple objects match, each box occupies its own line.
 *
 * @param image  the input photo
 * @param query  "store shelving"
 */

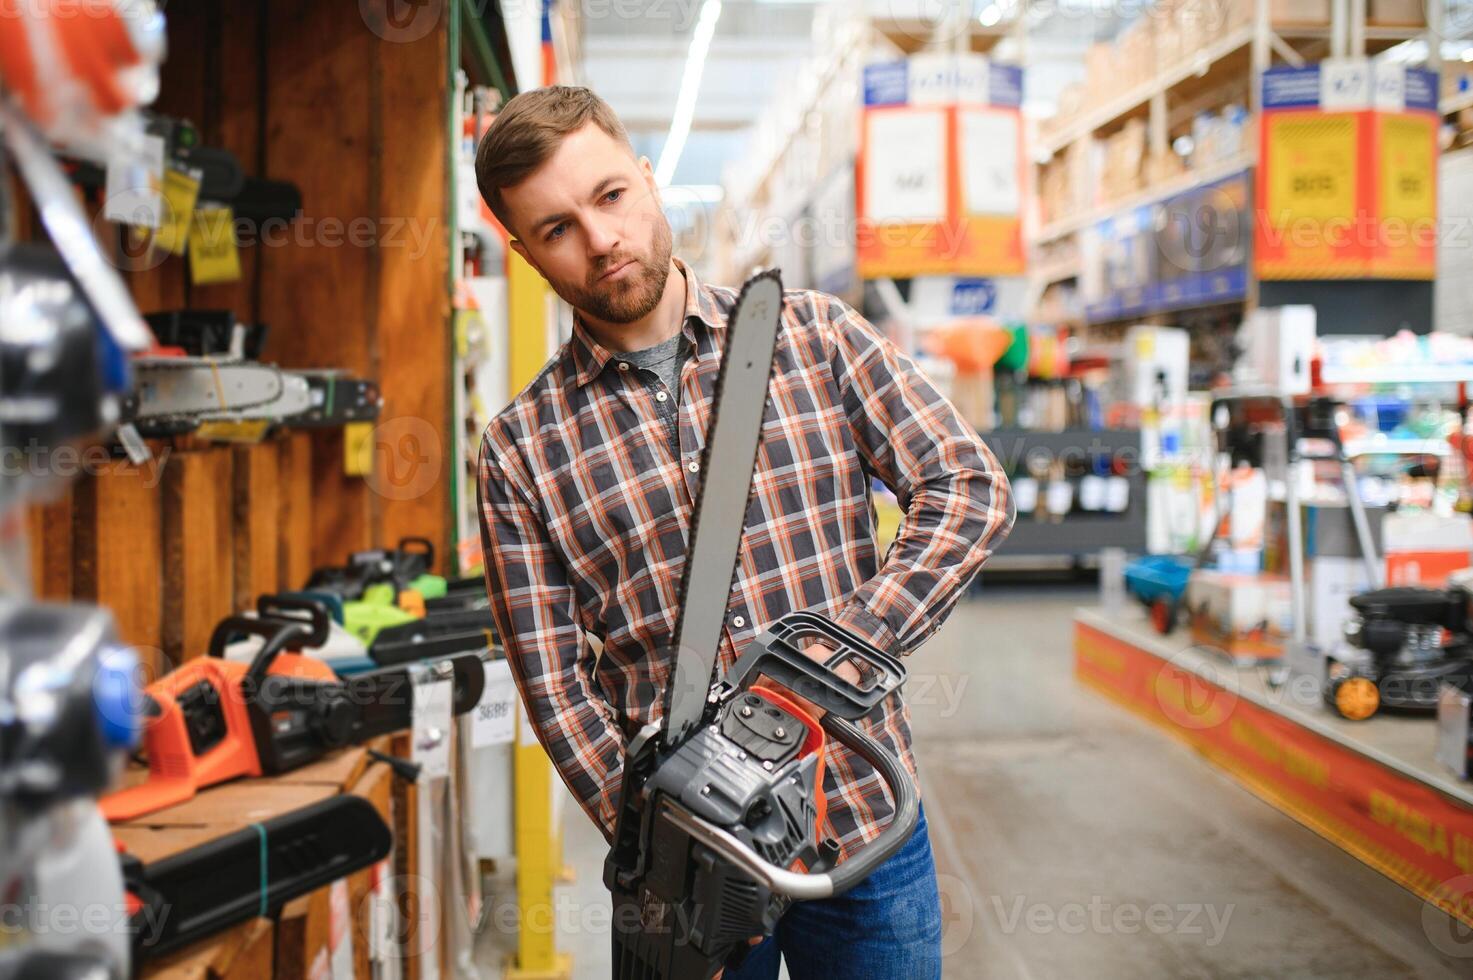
xmin=1034 ymin=149 xmax=1256 ymax=245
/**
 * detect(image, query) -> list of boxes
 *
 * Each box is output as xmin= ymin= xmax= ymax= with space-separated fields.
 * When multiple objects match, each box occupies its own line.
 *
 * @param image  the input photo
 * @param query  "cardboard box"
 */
xmin=1186 ymin=570 xmax=1294 ymax=663
xmin=1271 ymin=0 xmax=1332 ymax=25
xmin=1369 ymin=0 xmax=1425 ymax=24
xmin=1384 ymin=512 xmax=1473 ymax=586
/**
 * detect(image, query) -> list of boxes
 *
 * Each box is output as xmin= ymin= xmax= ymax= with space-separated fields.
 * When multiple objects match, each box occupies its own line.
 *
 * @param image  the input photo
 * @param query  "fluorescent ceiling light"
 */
xmin=655 ymin=0 xmax=723 ymax=188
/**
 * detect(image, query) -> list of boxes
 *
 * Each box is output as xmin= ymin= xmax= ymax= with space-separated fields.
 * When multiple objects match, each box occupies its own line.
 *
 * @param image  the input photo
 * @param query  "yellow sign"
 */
xmin=344 ymin=420 xmax=374 ymax=476
xmin=153 ymin=166 xmax=202 ymax=255
xmin=194 ymin=418 xmax=272 ymax=443
xmin=188 ymin=206 xmax=242 ymax=284
xmin=1265 ymin=114 xmax=1357 ymax=222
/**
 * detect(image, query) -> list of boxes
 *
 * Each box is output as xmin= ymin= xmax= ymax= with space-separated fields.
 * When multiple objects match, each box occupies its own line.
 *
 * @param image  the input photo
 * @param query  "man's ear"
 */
xmin=637 ymin=155 xmax=661 ymax=208
xmin=508 ymin=238 xmax=544 ymax=278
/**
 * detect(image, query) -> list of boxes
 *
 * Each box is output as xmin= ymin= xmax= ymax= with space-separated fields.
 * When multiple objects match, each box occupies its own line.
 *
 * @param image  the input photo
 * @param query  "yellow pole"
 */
xmin=505 ymin=248 xmax=572 ymax=979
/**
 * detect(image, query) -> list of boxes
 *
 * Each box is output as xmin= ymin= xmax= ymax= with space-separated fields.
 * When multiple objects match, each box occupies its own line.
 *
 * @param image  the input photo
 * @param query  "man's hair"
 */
xmin=475 ymin=86 xmax=632 ymax=237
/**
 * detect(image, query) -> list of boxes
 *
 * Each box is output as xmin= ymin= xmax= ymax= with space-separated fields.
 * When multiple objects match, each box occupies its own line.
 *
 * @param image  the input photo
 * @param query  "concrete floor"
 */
xmin=481 ymin=585 xmax=1472 ymax=978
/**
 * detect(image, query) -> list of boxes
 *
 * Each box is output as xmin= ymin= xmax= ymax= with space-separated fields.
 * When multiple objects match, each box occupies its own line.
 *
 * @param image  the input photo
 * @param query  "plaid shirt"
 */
xmin=477 ymin=258 xmax=1014 ymax=858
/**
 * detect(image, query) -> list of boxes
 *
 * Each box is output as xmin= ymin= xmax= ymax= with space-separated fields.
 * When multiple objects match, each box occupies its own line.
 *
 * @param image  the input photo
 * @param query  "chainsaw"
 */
xmin=602 ymin=270 xmax=919 ymax=979
xmin=122 ymin=794 xmax=392 ymax=961
xmin=100 ymin=601 xmax=485 ymax=821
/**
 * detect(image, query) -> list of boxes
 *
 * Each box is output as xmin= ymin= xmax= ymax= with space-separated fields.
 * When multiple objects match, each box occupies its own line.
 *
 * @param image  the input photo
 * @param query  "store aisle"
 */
xmin=915 ymin=584 xmax=1466 ymax=979
xmin=530 ymin=585 xmax=1468 ymax=979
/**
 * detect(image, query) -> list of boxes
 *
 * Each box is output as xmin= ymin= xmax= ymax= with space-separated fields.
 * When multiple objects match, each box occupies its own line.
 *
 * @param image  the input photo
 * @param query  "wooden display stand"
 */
xmin=117 ymin=737 xmax=443 ymax=980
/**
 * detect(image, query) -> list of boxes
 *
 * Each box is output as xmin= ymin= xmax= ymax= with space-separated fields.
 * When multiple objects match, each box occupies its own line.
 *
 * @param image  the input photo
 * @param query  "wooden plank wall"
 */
xmin=22 ymin=0 xmax=451 ymax=670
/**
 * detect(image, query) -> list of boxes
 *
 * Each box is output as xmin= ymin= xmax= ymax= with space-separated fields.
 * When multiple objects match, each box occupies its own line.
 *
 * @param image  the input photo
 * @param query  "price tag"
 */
xmin=1106 ymin=475 xmax=1131 ymax=513
xmin=1045 ymin=479 xmax=1074 ymax=515
xmin=472 ymin=658 xmax=515 ymax=747
xmin=115 ymin=422 xmax=152 ymax=465
xmin=188 ymin=205 xmax=242 ymax=284
xmin=343 ymin=420 xmax=373 ymax=475
xmin=153 ymin=165 xmax=203 ymax=255
xmin=1078 ymin=474 xmax=1106 ymax=511
xmin=411 ymin=671 xmax=452 ymax=780
xmin=104 ymin=133 xmax=165 ymax=228
xmin=194 ymin=418 xmax=272 ymax=443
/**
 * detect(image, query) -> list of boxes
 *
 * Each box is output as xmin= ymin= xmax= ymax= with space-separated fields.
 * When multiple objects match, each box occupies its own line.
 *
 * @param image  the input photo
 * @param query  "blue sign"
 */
xmin=950 ymin=278 xmax=997 ymax=315
xmin=1404 ymin=67 xmax=1439 ymax=113
xmin=1262 ymin=65 xmax=1321 ymax=109
xmin=863 ymin=61 xmax=909 ymax=107
xmin=988 ymin=64 xmax=1024 ymax=108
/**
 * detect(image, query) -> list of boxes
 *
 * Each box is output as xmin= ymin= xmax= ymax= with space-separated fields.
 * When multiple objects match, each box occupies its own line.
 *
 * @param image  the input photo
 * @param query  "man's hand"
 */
xmin=777 ymin=641 xmax=861 ymax=719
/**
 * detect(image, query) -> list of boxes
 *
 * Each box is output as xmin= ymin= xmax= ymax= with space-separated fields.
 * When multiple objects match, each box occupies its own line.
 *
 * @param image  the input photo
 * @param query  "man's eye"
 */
xmin=547 ymin=223 xmax=566 ymax=241
xmin=605 ymin=189 xmax=622 ymax=204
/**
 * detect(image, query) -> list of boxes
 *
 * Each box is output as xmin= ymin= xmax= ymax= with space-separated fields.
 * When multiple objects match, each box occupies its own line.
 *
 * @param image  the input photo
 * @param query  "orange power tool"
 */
xmin=102 ymin=599 xmax=484 ymax=821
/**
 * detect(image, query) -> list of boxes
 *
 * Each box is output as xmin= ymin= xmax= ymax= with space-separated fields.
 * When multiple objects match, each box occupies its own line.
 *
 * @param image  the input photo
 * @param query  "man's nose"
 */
xmin=586 ymin=213 xmax=621 ymax=257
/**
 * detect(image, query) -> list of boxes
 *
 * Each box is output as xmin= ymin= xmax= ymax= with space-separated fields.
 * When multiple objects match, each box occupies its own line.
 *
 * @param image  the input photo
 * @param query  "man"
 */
xmin=474 ymin=86 xmax=1014 ymax=979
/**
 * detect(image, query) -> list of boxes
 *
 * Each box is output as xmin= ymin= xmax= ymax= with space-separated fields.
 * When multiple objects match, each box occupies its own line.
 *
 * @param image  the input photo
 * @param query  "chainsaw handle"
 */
xmin=256 ymin=594 xmax=331 ymax=648
xmin=657 ymin=712 xmax=919 ymax=902
xmin=727 ymin=611 xmax=905 ymax=720
xmin=207 ymin=616 xmax=311 ymax=684
xmin=398 ymin=536 xmax=435 ymax=567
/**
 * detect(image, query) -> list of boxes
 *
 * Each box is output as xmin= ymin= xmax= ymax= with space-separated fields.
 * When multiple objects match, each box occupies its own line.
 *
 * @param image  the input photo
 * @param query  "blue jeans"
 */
xmin=724 ymin=804 xmax=943 ymax=980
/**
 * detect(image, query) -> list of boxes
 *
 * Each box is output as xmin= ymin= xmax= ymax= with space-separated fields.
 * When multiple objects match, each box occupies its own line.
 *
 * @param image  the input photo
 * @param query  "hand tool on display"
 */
xmin=122 ymin=794 xmax=392 ymax=961
xmin=100 ymin=606 xmax=486 ymax=821
xmin=603 ymin=269 xmax=919 ymax=980
xmin=0 ymin=601 xmax=144 ymax=980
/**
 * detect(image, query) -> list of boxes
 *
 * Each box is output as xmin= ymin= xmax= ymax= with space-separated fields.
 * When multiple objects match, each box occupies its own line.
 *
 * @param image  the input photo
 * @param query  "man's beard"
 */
xmin=553 ymin=215 xmax=673 ymax=325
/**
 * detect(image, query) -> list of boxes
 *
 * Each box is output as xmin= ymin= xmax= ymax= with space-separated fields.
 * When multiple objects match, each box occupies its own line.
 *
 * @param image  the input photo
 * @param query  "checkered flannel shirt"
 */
xmin=477 ymin=258 xmax=1015 ymax=858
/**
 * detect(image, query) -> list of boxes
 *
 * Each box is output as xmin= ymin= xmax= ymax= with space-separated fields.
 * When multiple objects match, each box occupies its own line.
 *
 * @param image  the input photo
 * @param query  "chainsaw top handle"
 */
xmin=255 ymin=594 xmax=332 ymax=648
xmin=658 ymin=705 xmax=920 ymax=902
xmin=726 ymin=611 xmax=905 ymax=721
xmin=397 ymin=536 xmax=435 ymax=565
xmin=206 ymin=615 xmax=314 ymax=686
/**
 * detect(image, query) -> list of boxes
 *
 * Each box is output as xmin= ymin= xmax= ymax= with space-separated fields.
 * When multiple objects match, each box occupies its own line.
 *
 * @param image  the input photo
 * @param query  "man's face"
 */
xmin=503 ymin=122 xmax=673 ymax=326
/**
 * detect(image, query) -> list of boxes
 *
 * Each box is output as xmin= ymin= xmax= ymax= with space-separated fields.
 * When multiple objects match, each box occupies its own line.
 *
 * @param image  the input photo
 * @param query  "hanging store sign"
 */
xmin=1255 ymin=60 xmax=1438 ymax=280
xmin=857 ymin=54 xmax=1025 ymax=279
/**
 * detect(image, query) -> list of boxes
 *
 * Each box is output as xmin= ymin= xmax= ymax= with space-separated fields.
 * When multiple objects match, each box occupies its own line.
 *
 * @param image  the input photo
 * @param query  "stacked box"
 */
xmin=1369 ymin=0 xmax=1425 ymax=24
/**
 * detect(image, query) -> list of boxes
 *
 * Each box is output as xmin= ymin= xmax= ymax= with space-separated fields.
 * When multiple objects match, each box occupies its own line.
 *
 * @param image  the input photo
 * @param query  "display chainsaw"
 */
xmin=603 ymin=270 xmax=919 ymax=980
xmin=100 ymin=602 xmax=484 ymax=820
xmin=1326 ymin=586 xmax=1473 ymax=720
xmin=123 ymin=309 xmax=382 ymax=438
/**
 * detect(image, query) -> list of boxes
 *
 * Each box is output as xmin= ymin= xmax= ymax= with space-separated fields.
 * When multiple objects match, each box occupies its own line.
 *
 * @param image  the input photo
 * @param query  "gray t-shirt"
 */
xmin=618 ymin=330 xmax=689 ymax=401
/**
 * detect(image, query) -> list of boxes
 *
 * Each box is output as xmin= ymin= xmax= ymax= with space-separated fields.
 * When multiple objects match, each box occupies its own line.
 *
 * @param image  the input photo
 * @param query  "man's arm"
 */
xmin=477 ymin=431 xmax=626 ymax=840
xmin=823 ymin=297 xmax=1017 ymax=656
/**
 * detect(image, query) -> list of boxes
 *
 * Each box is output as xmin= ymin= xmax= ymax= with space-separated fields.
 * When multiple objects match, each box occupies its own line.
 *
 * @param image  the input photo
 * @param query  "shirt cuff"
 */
xmin=832 ymin=602 xmax=900 ymax=658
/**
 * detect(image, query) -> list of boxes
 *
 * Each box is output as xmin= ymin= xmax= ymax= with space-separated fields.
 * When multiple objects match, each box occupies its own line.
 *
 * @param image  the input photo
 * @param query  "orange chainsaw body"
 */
xmin=101 ymin=651 xmax=335 ymax=821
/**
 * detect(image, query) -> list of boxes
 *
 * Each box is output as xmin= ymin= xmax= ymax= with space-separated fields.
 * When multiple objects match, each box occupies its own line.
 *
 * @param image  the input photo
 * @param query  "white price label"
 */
xmin=411 ymin=674 xmax=452 ymax=780
xmin=104 ymin=133 xmax=165 ymax=228
xmin=472 ymin=658 xmax=516 ymax=747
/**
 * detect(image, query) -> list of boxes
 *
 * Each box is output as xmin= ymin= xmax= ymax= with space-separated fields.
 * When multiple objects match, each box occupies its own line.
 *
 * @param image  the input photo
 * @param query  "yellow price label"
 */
xmin=153 ymin=166 xmax=202 ymax=255
xmin=188 ymin=206 xmax=242 ymax=284
xmin=194 ymin=418 xmax=271 ymax=443
xmin=344 ymin=420 xmax=374 ymax=476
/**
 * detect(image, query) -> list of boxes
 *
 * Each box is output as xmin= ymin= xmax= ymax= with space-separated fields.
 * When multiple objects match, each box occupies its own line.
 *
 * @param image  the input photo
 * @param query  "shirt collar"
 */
xmin=570 ymin=256 xmax=722 ymax=388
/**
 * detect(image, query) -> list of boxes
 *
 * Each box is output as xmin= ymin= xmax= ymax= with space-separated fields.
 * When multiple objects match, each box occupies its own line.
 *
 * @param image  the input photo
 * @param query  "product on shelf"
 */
xmin=123 ymin=795 xmax=392 ymax=961
xmin=1326 ymin=586 xmax=1473 ymax=720
xmin=100 ymin=605 xmax=485 ymax=821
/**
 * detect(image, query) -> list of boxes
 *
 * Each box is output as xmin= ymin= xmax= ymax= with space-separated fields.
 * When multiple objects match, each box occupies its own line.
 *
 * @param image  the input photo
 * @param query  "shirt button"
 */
xmin=617 ymin=361 xmax=630 ymax=371
xmin=656 ymin=390 xmax=669 ymax=403
xmin=688 ymin=460 xmax=700 ymax=473
xmin=732 ymin=615 xmax=746 ymax=628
